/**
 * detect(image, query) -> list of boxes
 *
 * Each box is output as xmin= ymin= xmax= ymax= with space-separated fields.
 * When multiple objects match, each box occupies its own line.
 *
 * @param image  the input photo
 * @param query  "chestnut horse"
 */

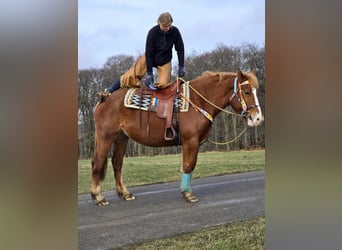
xmin=90 ymin=68 xmax=263 ymax=205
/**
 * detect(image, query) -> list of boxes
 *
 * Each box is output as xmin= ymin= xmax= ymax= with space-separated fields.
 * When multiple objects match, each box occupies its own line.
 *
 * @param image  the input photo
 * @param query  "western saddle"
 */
xmin=137 ymin=79 xmax=183 ymax=141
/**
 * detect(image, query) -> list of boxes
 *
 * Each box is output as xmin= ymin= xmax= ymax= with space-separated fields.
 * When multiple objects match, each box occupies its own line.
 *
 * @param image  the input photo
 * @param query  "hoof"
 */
xmin=91 ymin=192 xmax=109 ymax=206
xmin=118 ymin=192 xmax=136 ymax=201
xmin=124 ymin=193 xmax=136 ymax=201
xmin=182 ymin=191 xmax=199 ymax=203
xmin=96 ymin=198 xmax=109 ymax=206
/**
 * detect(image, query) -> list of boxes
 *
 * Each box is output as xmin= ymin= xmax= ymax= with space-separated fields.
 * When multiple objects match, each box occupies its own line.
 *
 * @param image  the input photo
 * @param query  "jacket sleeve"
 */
xmin=145 ymin=30 xmax=154 ymax=73
xmin=174 ymin=28 xmax=185 ymax=67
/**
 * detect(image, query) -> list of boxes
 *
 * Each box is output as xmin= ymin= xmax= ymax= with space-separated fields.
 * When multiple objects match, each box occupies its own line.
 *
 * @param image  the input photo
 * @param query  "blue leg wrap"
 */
xmin=181 ymin=172 xmax=192 ymax=192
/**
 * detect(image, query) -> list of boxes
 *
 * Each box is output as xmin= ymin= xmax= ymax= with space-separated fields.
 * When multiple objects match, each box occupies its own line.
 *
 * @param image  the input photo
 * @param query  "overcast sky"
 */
xmin=78 ymin=0 xmax=265 ymax=70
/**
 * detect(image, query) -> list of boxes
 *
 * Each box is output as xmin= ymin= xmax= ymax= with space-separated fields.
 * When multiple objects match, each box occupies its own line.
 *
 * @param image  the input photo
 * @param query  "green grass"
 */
xmin=118 ymin=216 xmax=265 ymax=250
xmin=78 ymin=150 xmax=265 ymax=194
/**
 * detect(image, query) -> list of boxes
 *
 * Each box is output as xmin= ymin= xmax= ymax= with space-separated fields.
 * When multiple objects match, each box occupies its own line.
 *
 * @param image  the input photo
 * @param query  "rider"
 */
xmin=101 ymin=12 xmax=186 ymax=98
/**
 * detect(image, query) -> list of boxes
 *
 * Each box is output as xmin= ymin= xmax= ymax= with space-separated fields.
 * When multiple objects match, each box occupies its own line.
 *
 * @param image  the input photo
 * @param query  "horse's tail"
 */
xmin=92 ymin=127 xmax=108 ymax=181
xmin=99 ymin=158 xmax=108 ymax=181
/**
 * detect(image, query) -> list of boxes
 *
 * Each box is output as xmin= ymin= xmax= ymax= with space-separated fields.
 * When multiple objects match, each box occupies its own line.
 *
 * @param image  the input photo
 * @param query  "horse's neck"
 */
xmin=190 ymin=76 xmax=233 ymax=116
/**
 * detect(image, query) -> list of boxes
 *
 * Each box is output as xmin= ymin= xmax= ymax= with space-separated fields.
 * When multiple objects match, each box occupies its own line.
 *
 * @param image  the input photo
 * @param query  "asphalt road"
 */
xmin=78 ymin=171 xmax=264 ymax=250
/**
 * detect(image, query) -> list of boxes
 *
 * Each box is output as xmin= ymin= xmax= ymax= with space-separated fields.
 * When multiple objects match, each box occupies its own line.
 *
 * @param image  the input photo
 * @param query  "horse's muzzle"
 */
xmin=247 ymin=112 xmax=263 ymax=126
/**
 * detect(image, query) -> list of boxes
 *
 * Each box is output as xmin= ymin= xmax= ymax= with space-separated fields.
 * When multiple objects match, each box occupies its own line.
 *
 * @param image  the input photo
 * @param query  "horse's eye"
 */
xmin=244 ymin=91 xmax=251 ymax=96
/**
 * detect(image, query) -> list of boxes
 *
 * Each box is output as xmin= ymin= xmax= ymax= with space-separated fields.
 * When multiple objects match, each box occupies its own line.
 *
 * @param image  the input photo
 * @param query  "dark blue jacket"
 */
xmin=145 ymin=25 xmax=184 ymax=73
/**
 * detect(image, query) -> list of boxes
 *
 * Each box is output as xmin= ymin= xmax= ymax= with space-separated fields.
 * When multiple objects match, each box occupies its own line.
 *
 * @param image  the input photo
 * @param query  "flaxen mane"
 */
xmin=201 ymin=71 xmax=259 ymax=88
xmin=243 ymin=71 xmax=259 ymax=88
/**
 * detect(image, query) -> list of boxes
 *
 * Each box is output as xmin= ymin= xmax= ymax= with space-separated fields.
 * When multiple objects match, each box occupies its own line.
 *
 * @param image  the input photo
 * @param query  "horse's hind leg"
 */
xmin=90 ymin=136 xmax=113 ymax=206
xmin=112 ymin=132 xmax=135 ymax=201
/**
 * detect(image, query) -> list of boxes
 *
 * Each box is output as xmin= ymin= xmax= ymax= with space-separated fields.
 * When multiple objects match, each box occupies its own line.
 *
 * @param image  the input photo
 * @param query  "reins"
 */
xmin=208 ymin=123 xmax=247 ymax=145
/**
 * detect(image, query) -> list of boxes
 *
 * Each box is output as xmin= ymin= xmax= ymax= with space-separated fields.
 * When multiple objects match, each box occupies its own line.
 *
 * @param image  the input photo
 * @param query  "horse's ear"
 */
xmin=251 ymin=68 xmax=257 ymax=75
xmin=237 ymin=68 xmax=243 ymax=82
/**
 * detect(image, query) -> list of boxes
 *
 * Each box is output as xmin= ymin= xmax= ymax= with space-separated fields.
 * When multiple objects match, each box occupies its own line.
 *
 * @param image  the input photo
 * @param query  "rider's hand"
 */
xmin=178 ymin=66 xmax=186 ymax=77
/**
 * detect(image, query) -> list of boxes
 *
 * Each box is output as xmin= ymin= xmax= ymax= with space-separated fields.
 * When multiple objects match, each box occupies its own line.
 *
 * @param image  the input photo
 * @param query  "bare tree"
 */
xmin=78 ymin=69 xmax=104 ymax=158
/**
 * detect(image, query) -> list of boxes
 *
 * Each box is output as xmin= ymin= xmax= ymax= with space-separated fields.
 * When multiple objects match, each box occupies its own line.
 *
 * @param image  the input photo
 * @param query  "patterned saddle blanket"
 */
xmin=124 ymin=82 xmax=189 ymax=112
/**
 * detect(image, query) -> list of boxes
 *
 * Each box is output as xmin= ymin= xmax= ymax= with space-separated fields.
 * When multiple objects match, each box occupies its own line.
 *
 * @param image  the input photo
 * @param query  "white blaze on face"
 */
xmin=247 ymin=88 xmax=263 ymax=126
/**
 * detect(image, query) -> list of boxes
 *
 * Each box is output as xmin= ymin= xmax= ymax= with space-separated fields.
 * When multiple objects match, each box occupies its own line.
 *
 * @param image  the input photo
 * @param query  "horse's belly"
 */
xmin=122 ymin=128 xmax=176 ymax=147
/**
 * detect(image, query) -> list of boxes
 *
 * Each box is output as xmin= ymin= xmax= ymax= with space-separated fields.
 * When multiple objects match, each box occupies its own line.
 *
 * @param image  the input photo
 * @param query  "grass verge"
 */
xmin=119 ymin=216 xmax=265 ymax=250
xmin=78 ymin=150 xmax=265 ymax=194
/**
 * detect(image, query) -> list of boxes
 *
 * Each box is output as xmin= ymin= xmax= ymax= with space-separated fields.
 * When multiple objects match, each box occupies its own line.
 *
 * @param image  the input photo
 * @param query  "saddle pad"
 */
xmin=124 ymin=83 xmax=189 ymax=112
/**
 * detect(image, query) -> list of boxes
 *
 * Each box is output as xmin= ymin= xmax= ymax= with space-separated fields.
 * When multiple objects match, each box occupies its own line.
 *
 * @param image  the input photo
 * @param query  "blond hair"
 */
xmin=157 ymin=12 xmax=173 ymax=26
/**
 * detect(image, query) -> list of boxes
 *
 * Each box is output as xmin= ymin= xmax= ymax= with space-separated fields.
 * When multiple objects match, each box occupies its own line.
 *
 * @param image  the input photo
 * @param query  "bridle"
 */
xmin=177 ymin=76 xmax=259 ymax=145
xmin=229 ymin=77 xmax=259 ymax=117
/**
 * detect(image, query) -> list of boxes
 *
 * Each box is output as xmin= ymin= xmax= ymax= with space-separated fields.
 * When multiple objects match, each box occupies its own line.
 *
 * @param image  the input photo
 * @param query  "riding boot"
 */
xmin=142 ymin=75 xmax=157 ymax=90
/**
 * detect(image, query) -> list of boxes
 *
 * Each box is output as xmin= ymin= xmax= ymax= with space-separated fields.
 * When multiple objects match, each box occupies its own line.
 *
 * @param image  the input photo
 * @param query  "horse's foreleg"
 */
xmin=181 ymin=172 xmax=193 ymax=192
xmin=181 ymin=139 xmax=200 ymax=203
xmin=112 ymin=133 xmax=135 ymax=201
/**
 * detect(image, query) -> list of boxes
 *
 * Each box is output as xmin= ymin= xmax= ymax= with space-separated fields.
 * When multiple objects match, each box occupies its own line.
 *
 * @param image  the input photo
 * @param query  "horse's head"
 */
xmin=230 ymin=69 xmax=263 ymax=126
